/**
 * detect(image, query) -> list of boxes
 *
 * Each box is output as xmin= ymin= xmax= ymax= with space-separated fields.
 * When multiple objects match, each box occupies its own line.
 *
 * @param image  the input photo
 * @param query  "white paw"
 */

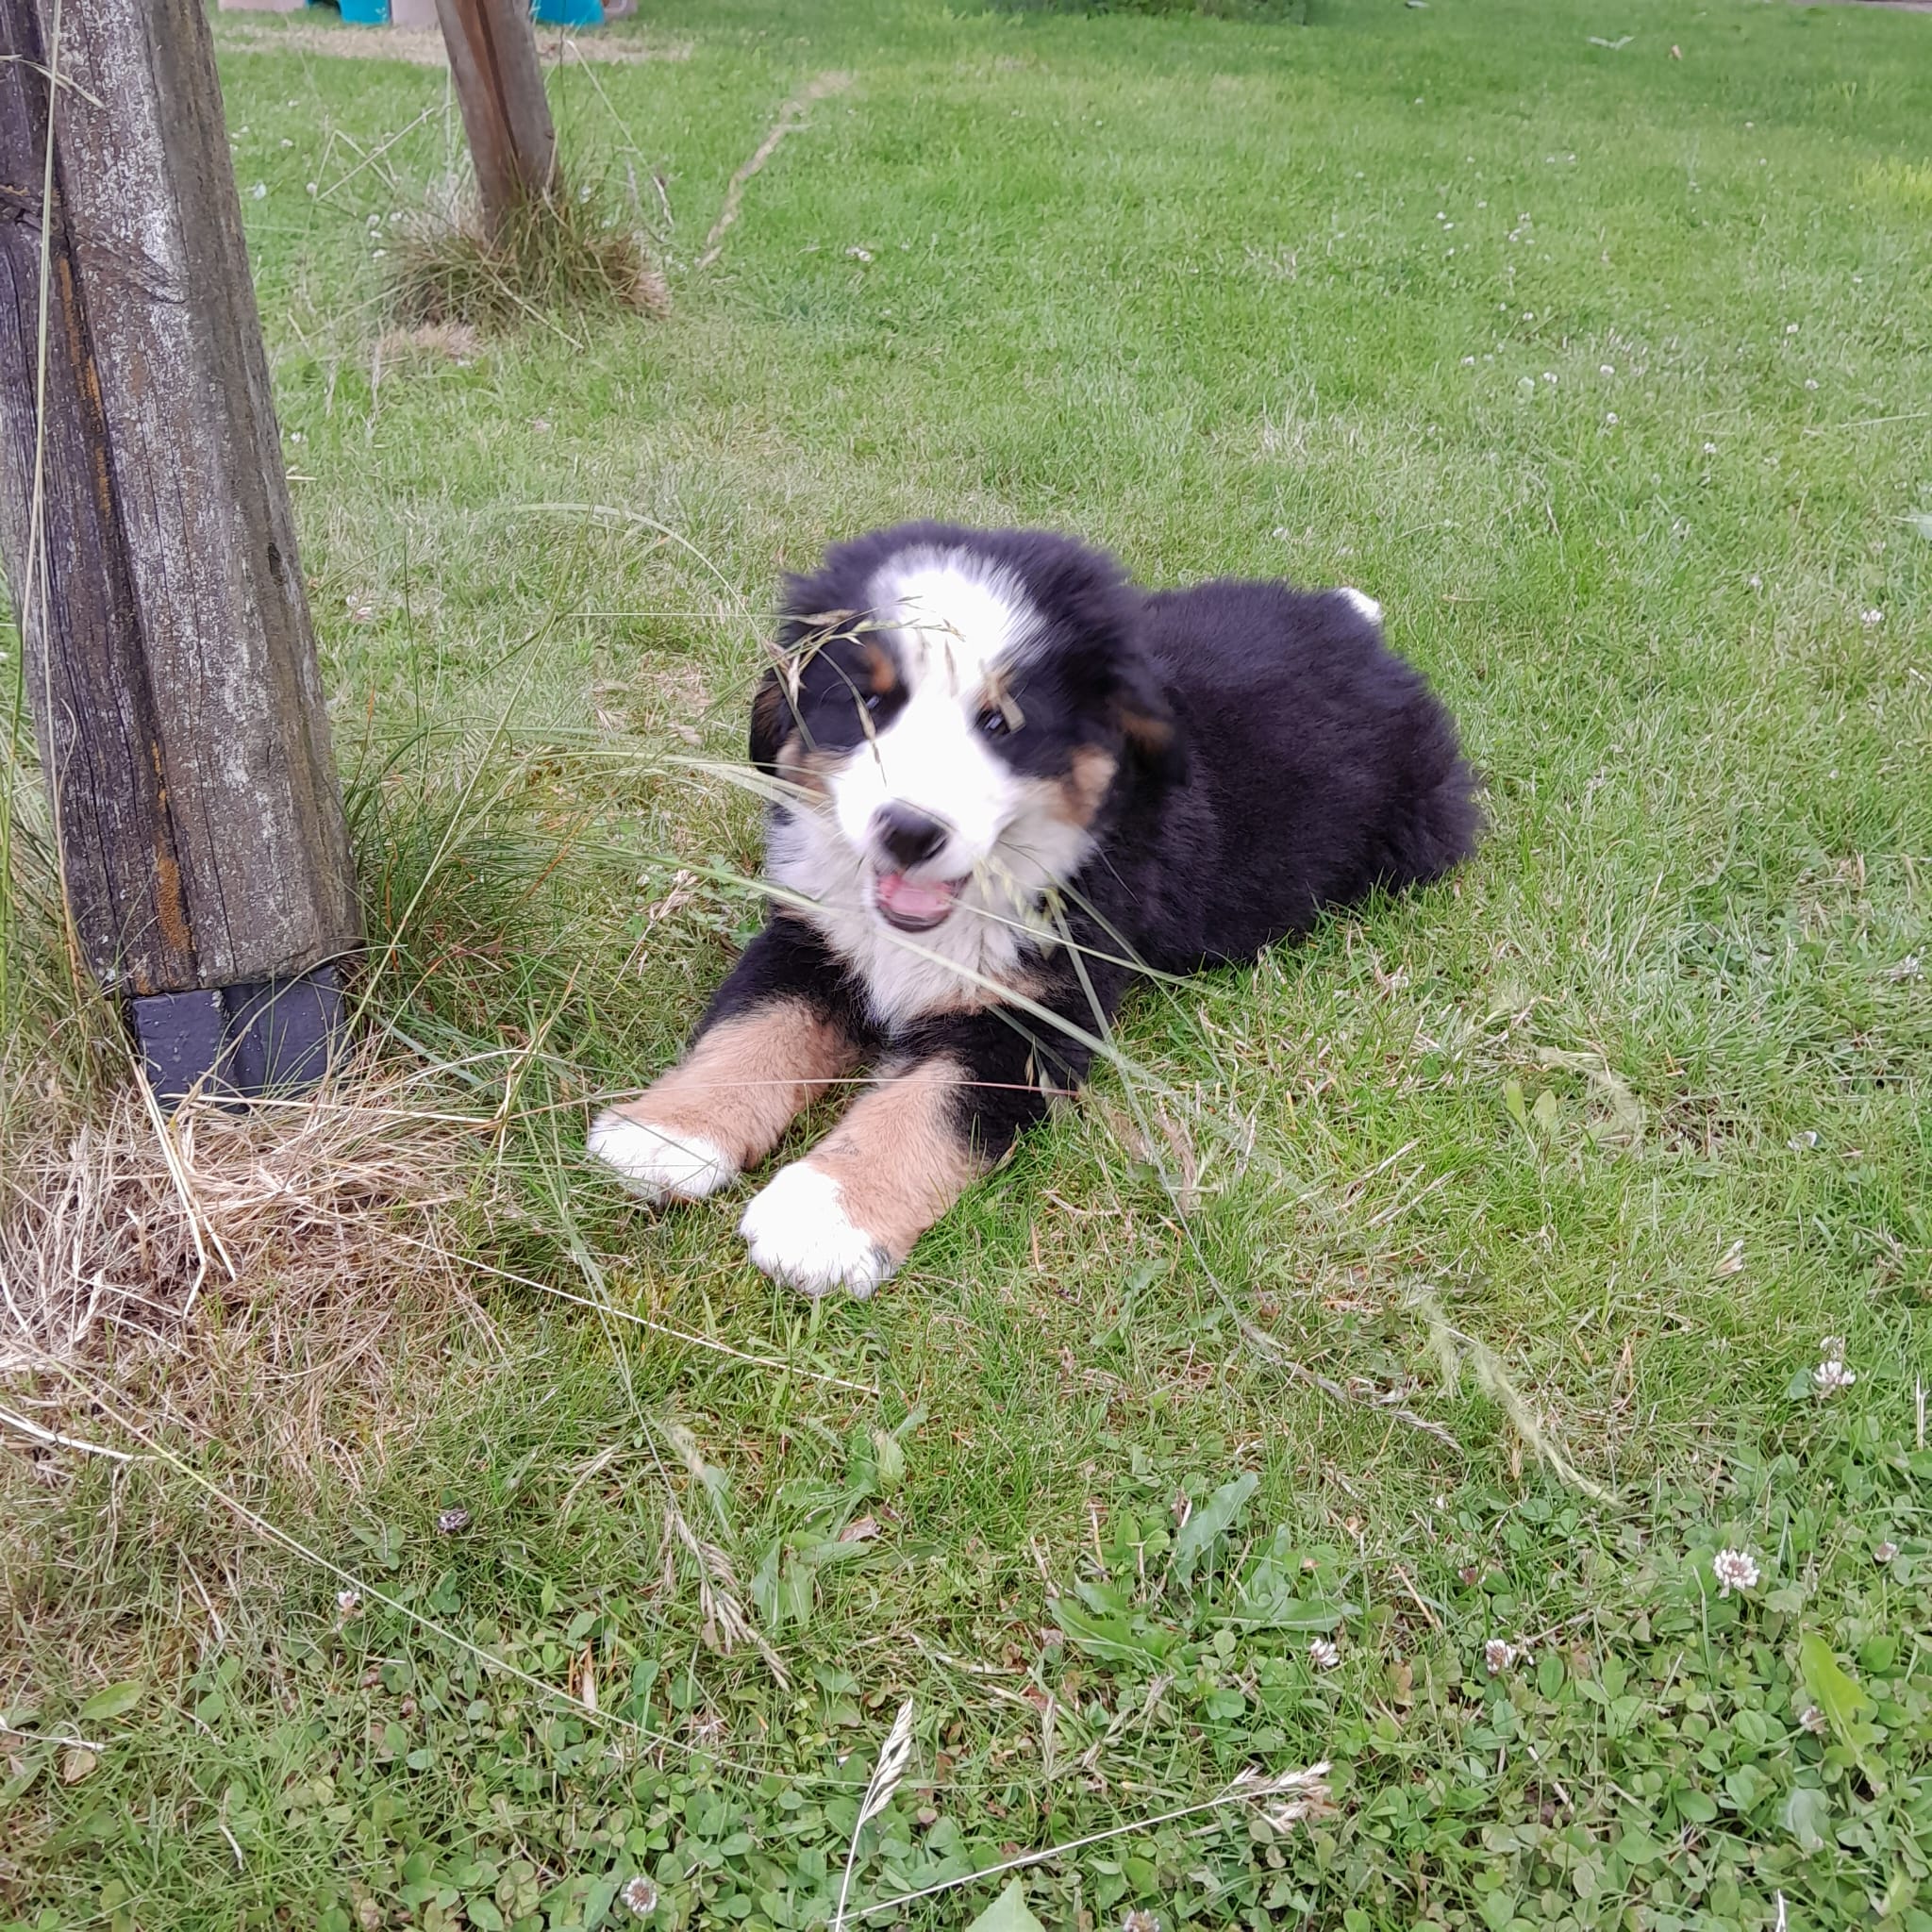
xmin=587 ymin=1110 xmax=737 ymax=1203
xmin=738 ymin=1162 xmax=894 ymax=1298
xmin=1336 ymin=586 xmax=1383 ymax=625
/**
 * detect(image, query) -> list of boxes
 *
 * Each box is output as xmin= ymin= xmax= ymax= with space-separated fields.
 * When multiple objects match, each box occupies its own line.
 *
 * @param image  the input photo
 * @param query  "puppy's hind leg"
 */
xmin=589 ymin=917 xmax=869 ymax=1204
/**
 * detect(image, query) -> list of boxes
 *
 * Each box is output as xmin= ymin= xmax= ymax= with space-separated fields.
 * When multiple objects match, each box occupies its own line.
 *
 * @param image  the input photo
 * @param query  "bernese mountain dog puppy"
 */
xmin=590 ymin=523 xmax=1480 ymax=1295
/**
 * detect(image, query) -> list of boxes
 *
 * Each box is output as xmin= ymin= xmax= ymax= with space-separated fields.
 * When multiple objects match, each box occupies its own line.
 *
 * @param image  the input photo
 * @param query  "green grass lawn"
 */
xmin=4 ymin=0 xmax=1931 ymax=1927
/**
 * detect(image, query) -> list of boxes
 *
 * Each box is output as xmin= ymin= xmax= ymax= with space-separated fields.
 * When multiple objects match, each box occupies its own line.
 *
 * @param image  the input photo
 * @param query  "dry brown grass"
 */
xmin=0 ymin=1054 xmax=500 ymax=1484
xmin=374 ymin=319 xmax=486 ymax=365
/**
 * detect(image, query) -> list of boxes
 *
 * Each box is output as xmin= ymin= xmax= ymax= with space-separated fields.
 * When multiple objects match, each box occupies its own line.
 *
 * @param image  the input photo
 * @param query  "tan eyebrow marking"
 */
xmin=976 ymin=664 xmax=1025 ymax=729
xmin=858 ymin=638 xmax=900 ymax=696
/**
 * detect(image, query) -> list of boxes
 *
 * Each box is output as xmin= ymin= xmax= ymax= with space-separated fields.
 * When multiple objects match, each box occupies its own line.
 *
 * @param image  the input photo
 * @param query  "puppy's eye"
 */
xmin=977 ymin=707 xmax=1012 ymax=740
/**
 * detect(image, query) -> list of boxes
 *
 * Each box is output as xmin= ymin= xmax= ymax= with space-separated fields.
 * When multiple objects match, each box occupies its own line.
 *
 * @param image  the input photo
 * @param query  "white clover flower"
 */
xmin=1485 ymin=1639 xmax=1517 ymax=1675
xmin=1874 ymin=1541 xmax=1899 ymax=1563
xmin=1308 ymin=1637 xmax=1341 ymax=1670
xmin=250 ymin=182 xmax=267 ymax=199
xmin=436 ymin=1507 xmax=472 ymax=1534
xmin=336 ymin=1590 xmax=361 ymax=1617
xmin=1703 ymin=441 xmax=1719 ymax=455
xmin=1798 ymin=1703 xmax=1828 ymax=1736
xmin=1605 ymin=412 xmax=1618 ymax=425
xmin=1860 ymin=609 xmax=1884 ymax=627
xmin=1600 ymin=363 xmax=1615 ymax=375
xmin=622 ymin=1875 xmax=659 ymax=1917
xmin=1814 ymin=1357 xmax=1856 ymax=1395
xmin=1712 ymin=1548 xmax=1759 ymax=1596
xmin=1121 ymin=1913 xmax=1161 ymax=1932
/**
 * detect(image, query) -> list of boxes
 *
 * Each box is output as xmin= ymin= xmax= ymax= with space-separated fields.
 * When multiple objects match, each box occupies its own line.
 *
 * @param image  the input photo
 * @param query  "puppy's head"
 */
xmin=752 ymin=524 xmax=1179 ymax=936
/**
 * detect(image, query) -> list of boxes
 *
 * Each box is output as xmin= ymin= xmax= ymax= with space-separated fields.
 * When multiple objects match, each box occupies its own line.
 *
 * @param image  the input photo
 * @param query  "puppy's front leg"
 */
xmin=737 ymin=1056 xmax=980 ymax=1296
xmin=739 ymin=984 xmax=1116 ymax=1296
xmin=589 ymin=916 xmax=869 ymax=1203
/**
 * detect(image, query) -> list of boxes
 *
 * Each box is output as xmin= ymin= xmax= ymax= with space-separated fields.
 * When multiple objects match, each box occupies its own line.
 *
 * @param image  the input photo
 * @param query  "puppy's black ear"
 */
xmin=1117 ymin=654 xmax=1187 ymax=787
xmin=749 ymin=668 xmax=790 ymax=775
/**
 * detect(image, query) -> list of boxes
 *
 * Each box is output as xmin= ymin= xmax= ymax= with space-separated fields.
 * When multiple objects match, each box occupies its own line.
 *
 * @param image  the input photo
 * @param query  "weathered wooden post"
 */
xmin=0 ymin=0 xmax=361 ymax=1102
xmin=434 ymin=0 xmax=563 ymax=238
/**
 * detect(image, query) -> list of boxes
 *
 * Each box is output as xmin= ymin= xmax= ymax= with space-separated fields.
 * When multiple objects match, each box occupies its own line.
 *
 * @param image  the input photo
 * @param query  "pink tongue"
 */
xmin=876 ymin=873 xmax=958 ymax=921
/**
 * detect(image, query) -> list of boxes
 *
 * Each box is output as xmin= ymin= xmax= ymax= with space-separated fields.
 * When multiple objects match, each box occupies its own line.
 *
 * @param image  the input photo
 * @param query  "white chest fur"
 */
xmin=765 ymin=806 xmax=1084 ymax=1032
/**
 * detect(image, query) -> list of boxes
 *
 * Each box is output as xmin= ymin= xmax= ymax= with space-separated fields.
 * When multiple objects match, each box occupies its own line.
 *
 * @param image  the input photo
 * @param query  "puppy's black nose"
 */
xmin=872 ymin=802 xmax=950 ymax=870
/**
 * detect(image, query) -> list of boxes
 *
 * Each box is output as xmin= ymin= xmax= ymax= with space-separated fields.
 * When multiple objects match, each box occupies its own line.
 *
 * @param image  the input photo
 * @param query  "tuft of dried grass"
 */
xmin=0 ymin=1055 xmax=498 ymax=1480
xmin=389 ymin=181 xmax=670 ymax=334
xmin=375 ymin=320 xmax=486 ymax=365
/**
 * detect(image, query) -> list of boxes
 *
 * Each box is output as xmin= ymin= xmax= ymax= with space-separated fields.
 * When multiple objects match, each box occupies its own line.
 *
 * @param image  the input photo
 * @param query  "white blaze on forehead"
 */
xmin=821 ymin=552 xmax=1038 ymax=867
xmin=871 ymin=553 xmax=1033 ymax=695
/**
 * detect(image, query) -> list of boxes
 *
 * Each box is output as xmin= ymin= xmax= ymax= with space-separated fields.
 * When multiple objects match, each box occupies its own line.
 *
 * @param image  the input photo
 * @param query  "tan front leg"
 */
xmin=588 ymin=1000 xmax=861 ymax=1203
xmin=738 ymin=1058 xmax=989 ymax=1295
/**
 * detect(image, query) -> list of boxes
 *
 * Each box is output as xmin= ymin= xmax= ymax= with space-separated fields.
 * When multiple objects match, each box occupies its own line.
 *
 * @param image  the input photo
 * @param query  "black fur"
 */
xmin=711 ymin=524 xmax=1481 ymax=1169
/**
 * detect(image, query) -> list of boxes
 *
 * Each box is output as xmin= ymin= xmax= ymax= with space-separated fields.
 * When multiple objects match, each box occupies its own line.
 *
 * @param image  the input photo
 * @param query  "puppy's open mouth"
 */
xmin=873 ymin=870 xmax=965 ymax=933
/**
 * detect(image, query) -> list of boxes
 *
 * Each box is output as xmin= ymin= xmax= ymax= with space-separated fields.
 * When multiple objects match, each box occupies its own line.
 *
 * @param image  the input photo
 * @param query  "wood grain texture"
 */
xmin=434 ymin=0 xmax=560 ymax=237
xmin=0 ymin=0 xmax=358 ymax=995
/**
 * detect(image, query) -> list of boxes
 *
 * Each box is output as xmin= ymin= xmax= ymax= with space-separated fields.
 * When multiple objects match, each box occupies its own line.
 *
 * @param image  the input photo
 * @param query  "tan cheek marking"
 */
xmin=606 ymin=1000 xmax=862 ymax=1170
xmin=1058 ymin=745 xmax=1118 ymax=826
xmin=804 ymin=1058 xmax=985 ymax=1263
xmin=752 ymin=676 xmax=789 ymax=759
xmin=775 ymin=732 xmax=842 ymax=799
xmin=1120 ymin=708 xmax=1174 ymax=760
